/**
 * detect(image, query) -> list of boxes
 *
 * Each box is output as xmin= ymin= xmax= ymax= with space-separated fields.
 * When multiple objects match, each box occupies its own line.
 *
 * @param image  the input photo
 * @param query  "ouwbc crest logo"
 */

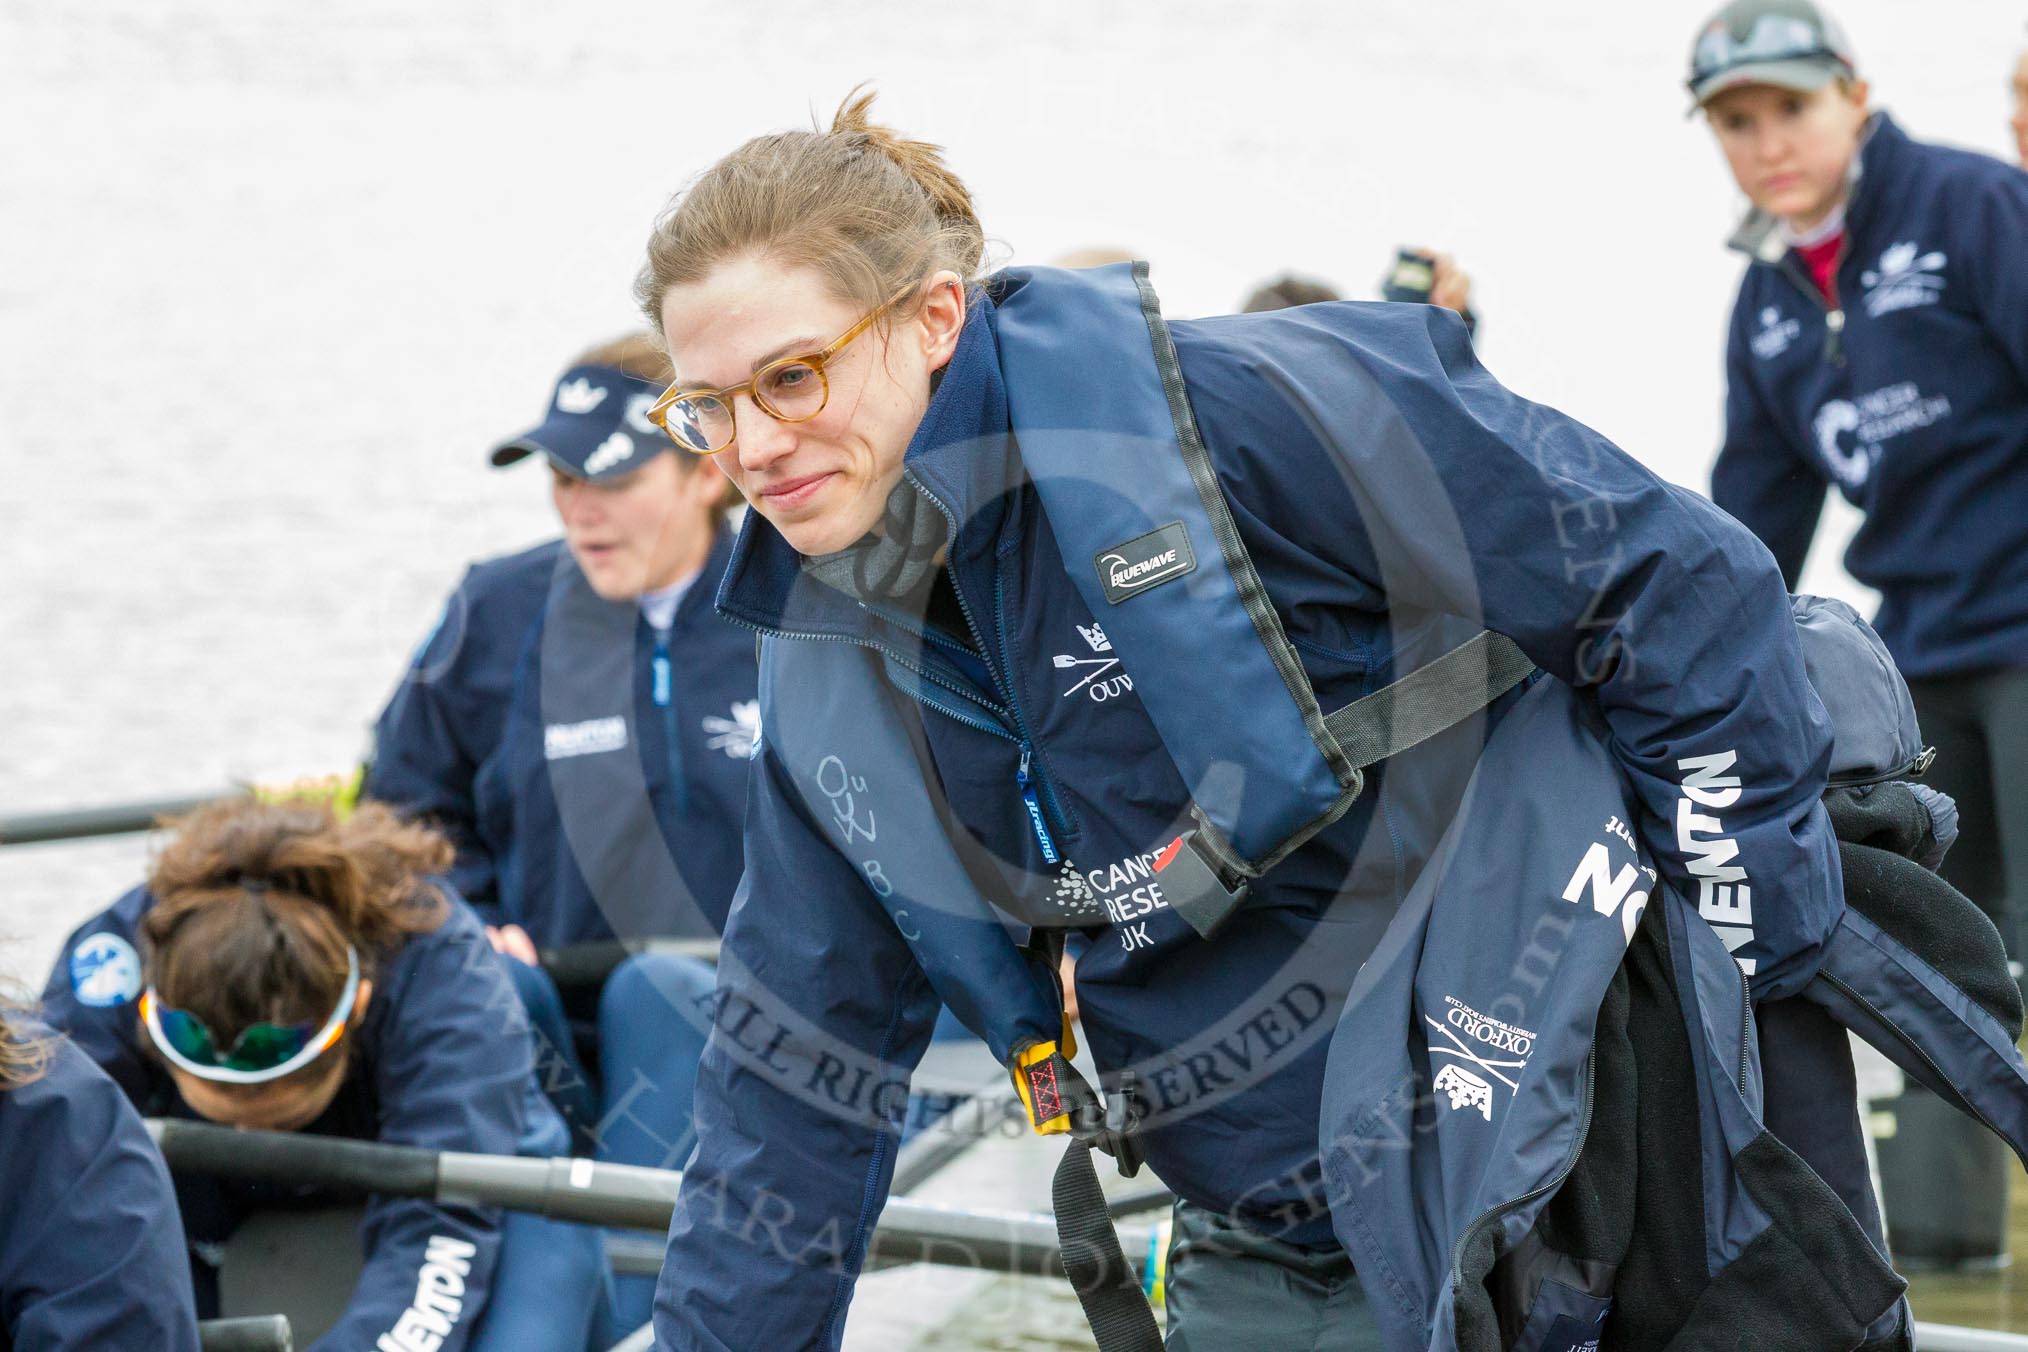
xmin=1052 ymin=622 xmax=1134 ymax=702
xmin=1750 ymin=305 xmax=1801 ymax=360
xmin=1860 ymin=241 xmax=1946 ymax=317
xmin=702 ymin=700 xmax=763 ymax=759
xmin=1094 ymin=521 xmax=1196 ymax=605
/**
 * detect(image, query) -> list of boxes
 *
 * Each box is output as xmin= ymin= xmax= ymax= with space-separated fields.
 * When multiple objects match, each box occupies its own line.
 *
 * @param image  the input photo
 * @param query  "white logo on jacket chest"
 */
xmin=544 ymin=716 xmax=627 ymax=760
xmin=1053 ymin=622 xmax=1134 ymax=703
xmin=1045 ymin=860 xmax=1106 ymax=921
xmin=1811 ymin=383 xmax=1955 ymax=491
xmin=1750 ymin=305 xmax=1803 ymax=360
xmin=1859 ymin=241 xmax=1946 ymax=317
xmin=702 ymin=700 xmax=762 ymax=759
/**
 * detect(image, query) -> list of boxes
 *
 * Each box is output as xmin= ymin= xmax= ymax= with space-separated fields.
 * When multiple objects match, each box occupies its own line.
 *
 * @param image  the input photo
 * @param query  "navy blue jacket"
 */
xmin=369 ymin=532 xmax=757 ymax=946
xmin=1712 ymin=113 xmax=2028 ymax=678
xmin=40 ymin=887 xmax=562 ymax=1352
xmin=473 ymin=529 xmax=756 ymax=948
xmin=0 ymin=1024 xmax=201 ymax=1352
xmin=654 ymin=270 xmax=1840 ymax=1348
xmin=367 ymin=539 xmax=556 ymax=914
xmin=1328 ymin=594 xmax=2028 ymax=1348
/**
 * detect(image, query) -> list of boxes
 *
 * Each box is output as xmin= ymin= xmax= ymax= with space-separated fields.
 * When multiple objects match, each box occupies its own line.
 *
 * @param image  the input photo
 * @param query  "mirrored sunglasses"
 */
xmin=141 ymin=945 xmax=361 ymax=1085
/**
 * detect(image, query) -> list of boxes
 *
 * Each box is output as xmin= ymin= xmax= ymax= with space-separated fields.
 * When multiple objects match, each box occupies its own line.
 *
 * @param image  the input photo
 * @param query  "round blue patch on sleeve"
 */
xmin=69 ymin=932 xmax=143 ymax=1008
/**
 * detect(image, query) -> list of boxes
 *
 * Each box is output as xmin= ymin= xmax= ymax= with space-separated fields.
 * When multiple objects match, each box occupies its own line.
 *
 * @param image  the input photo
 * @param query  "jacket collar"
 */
xmin=540 ymin=522 xmax=738 ymax=645
xmin=714 ymin=290 xmax=1023 ymax=641
xmin=674 ymin=523 xmax=737 ymax=631
xmin=1726 ymin=111 xmax=1904 ymax=264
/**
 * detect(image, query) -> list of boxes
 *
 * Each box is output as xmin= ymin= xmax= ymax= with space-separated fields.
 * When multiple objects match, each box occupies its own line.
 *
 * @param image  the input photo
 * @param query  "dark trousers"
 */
xmin=1907 ymin=668 xmax=2028 ymax=965
xmin=1162 ymin=1199 xmax=1382 ymax=1351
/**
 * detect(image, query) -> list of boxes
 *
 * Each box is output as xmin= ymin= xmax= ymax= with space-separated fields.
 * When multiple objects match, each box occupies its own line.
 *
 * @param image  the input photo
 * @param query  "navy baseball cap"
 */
xmin=489 ymin=365 xmax=673 ymax=482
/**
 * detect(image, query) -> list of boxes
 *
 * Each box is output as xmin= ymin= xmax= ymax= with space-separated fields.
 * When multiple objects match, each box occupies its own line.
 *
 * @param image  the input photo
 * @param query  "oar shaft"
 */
xmin=149 ymin=1119 xmax=439 ymax=1197
xmin=0 ymin=793 xmax=226 ymax=846
xmin=149 ymin=1120 xmax=1153 ymax=1280
xmin=198 ymin=1316 xmax=293 ymax=1352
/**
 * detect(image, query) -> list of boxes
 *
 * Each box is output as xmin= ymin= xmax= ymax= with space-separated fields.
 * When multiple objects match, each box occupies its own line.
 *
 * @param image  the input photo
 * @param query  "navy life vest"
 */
xmin=765 ymin=261 xmax=1532 ymax=1099
xmin=760 ymin=263 xmax=2028 ymax=1350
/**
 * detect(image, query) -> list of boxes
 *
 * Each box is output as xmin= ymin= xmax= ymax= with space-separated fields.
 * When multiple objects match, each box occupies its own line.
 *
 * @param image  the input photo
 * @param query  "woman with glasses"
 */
xmin=38 ymin=796 xmax=611 ymax=1352
xmin=1696 ymin=1 xmax=2028 ymax=1247
xmin=634 ymin=90 xmax=1867 ymax=1348
xmin=0 ymin=998 xmax=201 ymax=1351
xmin=365 ymin=333 xmax=758 ymax=1331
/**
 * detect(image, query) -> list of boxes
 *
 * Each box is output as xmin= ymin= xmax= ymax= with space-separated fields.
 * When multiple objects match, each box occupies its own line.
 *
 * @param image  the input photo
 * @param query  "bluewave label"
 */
xmin=1094 ymin=521 xmax=1195 ymax=604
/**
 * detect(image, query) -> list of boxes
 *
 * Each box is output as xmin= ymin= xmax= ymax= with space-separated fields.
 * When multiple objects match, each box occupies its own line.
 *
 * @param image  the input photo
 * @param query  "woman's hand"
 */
xmin=486 ymin=924 xmax=539 ymax=966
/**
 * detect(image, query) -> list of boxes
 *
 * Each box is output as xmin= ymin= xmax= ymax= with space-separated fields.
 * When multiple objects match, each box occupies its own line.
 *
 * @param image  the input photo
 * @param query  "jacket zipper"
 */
xmin=1825 ymin=746 xmax=1936 ymax=790
xmin=905 ymin=467 xmax=1076 ymax=860
xmin=1447 ymin=1047 xmax=1597 ymax=1295
xmin=1818 ymin=969 xmax=1999 ymax=1137
xmin=1017 ymin=747 xmax=1061 ymax=865
xmin=852 ymin=599 xmax=1013 ymax=722
xmin=1736 ymin=962 xmax=1756 ymax=1095
xmin=1774 ymin=252 xmax=1847 ymax=368
xmin=990 ymin=563 xmax=1077 ymax=839
xmin=651 ymin=631 xmax=690 ymax=814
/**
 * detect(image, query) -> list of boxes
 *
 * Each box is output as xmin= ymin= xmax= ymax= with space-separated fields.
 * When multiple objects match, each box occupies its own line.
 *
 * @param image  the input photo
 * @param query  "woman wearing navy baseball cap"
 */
xmin=365 ymin=334 xmax=759 ymax=1331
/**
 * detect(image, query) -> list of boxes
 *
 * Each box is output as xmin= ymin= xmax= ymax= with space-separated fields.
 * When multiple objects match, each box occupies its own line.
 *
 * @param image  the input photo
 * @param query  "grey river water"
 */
xmin=3 ymin=1 xmax=2013 ymax=1345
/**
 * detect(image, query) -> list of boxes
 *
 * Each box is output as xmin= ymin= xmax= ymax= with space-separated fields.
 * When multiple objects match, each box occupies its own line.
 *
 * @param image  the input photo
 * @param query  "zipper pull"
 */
xmin=1017 ymin=746 xmax=1061 ymax=866
xmin=1825 ymin=308 xmax=1846 ymax=366
xmin=651 ymin=631 xmax=688 ymax=812
xmin=652 ymin=635 xmax=672 ymax=709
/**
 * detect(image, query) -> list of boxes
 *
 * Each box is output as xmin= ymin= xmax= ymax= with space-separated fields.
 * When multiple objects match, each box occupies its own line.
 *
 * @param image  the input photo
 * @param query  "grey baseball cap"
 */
xmin=1688 ymin=0 xmax=1858 ymax=111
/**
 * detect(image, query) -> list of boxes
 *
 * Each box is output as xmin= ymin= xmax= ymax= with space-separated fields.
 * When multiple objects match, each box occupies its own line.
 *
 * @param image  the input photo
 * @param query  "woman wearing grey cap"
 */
xmin=1693 ymin=0 xmax=2028 ymax=1270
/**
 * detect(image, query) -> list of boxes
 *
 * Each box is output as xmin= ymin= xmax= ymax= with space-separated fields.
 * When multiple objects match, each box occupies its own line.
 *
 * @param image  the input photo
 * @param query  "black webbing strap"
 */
xmin=1155 ymin=630 xmax=1536 ymax=941
xmin=1323 ymin=630 xmax=1536 ymax=771
xmin=1053 ymin=1140 xmax=1163 ymax=1351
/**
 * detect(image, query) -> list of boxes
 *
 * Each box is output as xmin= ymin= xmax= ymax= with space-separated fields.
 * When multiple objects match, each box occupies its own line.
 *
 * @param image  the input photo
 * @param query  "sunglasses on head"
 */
xmin=141 ymin=945 xmax=361 ymax=1085
xmin=1689 ymin=12 xmax=1851 ymax=92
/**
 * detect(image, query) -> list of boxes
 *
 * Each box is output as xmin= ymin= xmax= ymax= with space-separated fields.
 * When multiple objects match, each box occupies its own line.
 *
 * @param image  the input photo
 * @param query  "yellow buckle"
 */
xmin=1011 ymin=1013 xmax=1080 ymax=1136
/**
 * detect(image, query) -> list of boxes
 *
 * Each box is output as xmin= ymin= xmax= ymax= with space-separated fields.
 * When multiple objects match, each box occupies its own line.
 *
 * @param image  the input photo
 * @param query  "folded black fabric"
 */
xmin=1837 ymin=839 xmax=2021 ymax=1036
xmin=1825 ymin=781 xmax=1957 ymax=872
